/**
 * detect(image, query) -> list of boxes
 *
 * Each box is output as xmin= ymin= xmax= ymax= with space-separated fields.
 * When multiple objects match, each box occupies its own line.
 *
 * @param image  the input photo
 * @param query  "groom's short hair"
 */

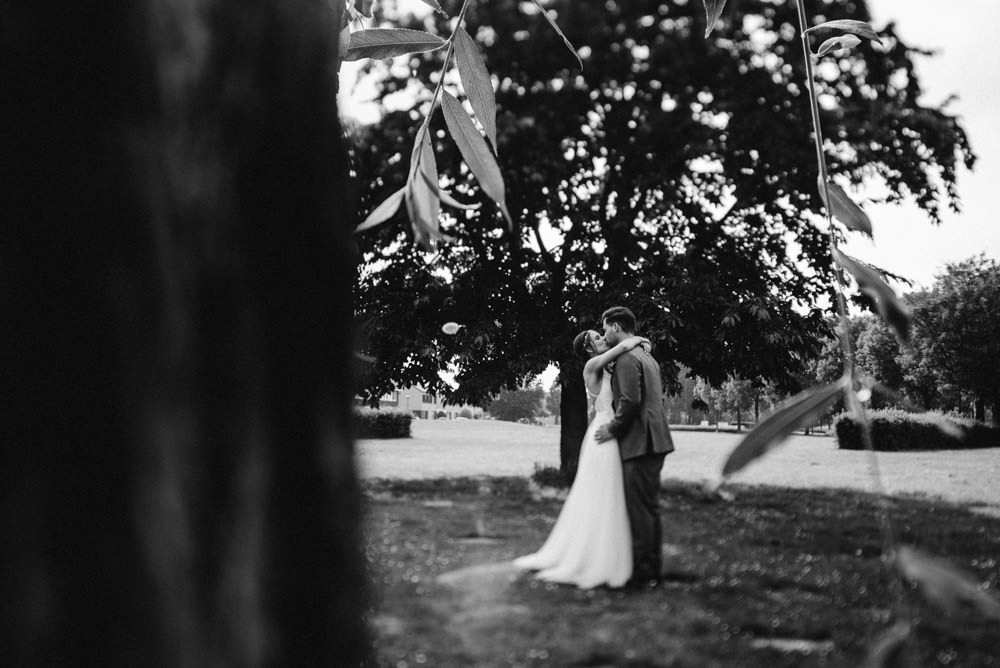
xmin=601 ymin=306 xmax=636 ymax=333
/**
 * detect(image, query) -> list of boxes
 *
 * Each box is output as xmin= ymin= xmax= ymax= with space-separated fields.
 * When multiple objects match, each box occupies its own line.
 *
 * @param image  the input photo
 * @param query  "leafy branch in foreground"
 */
xmin=345 ymin=0 xmax=578 ymax=248
xmin=704 ymin=0 xmax=998 ymax=659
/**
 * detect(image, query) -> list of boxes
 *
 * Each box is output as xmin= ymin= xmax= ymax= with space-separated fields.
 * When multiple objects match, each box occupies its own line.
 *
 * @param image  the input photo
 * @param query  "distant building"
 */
xmin=367 ymin=386 xmax=484 ymax=420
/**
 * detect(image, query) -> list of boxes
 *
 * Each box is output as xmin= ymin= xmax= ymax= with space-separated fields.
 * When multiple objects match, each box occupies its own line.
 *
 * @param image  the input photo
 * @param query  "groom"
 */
xmin=593 ymin=306 xmax=674 ymax=588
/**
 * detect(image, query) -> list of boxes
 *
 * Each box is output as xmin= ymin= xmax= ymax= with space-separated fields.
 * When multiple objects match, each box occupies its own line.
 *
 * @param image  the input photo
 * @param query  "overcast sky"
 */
xmin=840 ymin=0 xmax=999 ymax=289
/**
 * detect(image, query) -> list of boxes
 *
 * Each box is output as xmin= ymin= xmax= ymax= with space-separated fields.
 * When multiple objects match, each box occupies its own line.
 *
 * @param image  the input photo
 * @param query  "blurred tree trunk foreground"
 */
xmin=2 ymin=1 xmax=369 ymax=665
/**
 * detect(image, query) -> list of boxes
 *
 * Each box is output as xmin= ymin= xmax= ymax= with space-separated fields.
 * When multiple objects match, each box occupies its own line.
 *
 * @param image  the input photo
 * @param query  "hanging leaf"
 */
xmin=528 ymin=0 xmax=583 ymax=70
xmin=344 ymin=29 xmax=446 ymax=62
xmin=440 ymin=90 xmax=512 ymax=227
xmin=869 ymin=382 xmax=964 ymax=439
xmin=818 ymin=177 xmax=873 ymax=237
xmin=454 ymin=26 xmax=498 ymax=152
xmin=864 ymin=622 xmax=912 ymax=668
xmin=405 ymin=131 xmax=441 ymax=249
xmin=805 ymin=19 xmax=882 ymax=45
xmin=719 ymin=377 xmax=847 ymax=479
xmin=405 ymin=182 xmax=437 ymax=250
xmin=816 ymin=34 xmax=862 ymax=57
xmin=412 ymin=162 xmax=480 ymax=211
xmin=895 ymin=546 xmax=1000 ymax=620
xmin=356 ymin=186 xmax=406 ymax=233
xmin=832 ymin=249 xmax=912 ymax=343
xmin=337 ymin=6 xmax=352 ymax=63
xmin=439 ymin=187 xmax=481 ymax=211
xmin=415 ymin=0 xmax=447 ymax=16
xmin=352 ymin=0 xmax=374 ymax=19
xmin=701 ymin=0 xmax=729 ymax=38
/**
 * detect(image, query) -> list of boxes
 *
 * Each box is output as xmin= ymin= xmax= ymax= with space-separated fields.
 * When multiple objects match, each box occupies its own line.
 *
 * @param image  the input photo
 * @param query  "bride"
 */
xmin=514 ymin=330 xmax=649 ymax=589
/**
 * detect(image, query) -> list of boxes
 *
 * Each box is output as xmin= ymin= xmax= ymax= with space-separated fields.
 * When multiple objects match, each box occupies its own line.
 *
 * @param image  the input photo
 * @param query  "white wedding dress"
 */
xmin=514 ymin=372 xmax=632 ymax=588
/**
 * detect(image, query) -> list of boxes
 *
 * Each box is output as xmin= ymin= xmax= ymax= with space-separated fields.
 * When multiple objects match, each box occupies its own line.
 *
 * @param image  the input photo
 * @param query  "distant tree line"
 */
xmin=806 ymin=256 xmax=1000 ymax=423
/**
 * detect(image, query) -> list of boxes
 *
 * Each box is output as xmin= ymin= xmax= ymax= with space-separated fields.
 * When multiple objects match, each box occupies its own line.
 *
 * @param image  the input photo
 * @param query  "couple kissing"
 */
xmin=515 ymin=306 xmax=674 ymax=590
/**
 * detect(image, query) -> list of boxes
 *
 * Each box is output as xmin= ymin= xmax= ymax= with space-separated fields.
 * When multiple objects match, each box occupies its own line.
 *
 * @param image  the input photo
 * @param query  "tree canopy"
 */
xmin=798 ymin=257 xmax=1000 ymax=422
xmin=910 ymin=256 xmax=1000 ymax=421
xmin=486 ymin=382 xmax=547 ymax=422
xmin=350 ymin=0 xmax=973 ymax=465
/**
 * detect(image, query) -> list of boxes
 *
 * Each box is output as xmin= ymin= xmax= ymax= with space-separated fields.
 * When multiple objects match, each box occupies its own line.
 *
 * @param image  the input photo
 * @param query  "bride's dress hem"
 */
xmin=513 ymin=373 xmax=632 ymax=590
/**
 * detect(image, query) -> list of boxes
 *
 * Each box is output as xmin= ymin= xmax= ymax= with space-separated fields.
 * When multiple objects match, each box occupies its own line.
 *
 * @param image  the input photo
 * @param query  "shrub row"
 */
xmin=354 ymin=409 xmax=412 ymax=439
xmin=530 ymin=464 xmax=572 ymax=489
xmin=834 ymin=409 xmax=1000 ymax=451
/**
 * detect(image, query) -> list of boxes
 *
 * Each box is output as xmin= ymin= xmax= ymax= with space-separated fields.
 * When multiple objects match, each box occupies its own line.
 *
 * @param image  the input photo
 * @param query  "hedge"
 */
xmin=834 ymin=409 xmax=1000 ymax=451
xmin=354 ymin=409 xmax=412 ymax=439
xmin=530 ymin=464 xmax=572 ymax=489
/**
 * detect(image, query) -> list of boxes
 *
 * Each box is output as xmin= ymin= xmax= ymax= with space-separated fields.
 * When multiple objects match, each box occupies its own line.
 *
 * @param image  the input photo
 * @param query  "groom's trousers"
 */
xmin=622 ymin=451 xmax=667 ymax=581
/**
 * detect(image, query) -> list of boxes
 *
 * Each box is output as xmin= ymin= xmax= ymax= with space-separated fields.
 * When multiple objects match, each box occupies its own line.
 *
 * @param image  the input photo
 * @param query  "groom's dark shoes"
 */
xmin=624 ymin=571 xmax=661 ymax=591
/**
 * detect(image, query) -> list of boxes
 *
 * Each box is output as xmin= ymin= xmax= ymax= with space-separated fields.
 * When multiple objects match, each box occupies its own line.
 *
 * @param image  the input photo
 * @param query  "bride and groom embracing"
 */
xmin=515 ymin=306 xmax=674 ymax=591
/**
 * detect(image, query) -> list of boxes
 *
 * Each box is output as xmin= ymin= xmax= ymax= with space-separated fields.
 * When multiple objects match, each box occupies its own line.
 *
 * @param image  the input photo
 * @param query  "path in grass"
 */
xmin=357 ymin=420 xmax=1000 ymax=509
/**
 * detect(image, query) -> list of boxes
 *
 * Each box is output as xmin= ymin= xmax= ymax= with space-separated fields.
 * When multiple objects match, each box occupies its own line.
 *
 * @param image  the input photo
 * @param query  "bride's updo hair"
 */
xmin=573 ymin=329 xmax=596 ymax=360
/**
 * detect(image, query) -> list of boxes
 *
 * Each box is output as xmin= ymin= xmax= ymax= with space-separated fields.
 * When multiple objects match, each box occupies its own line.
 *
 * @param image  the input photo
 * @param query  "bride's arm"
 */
xmin=583 ymin=336 xmax=650 ymax=376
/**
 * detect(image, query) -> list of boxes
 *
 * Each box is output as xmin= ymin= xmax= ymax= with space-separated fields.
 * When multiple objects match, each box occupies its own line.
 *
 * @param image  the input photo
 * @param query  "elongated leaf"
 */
xmin=414 ymin=163 xmax=479 ymax=210
xmin=439 ymin=186 xmax=480 ymax=211
xmin=337 ymin=7 xmax=351 ymax=63
xmin=407 ymin=132 xmax=441 ymax=249
xmin=441 ymin=89 xmax=512 ymax=227
xmin=864 ymin=622 xmax=911 ymax=668
xmin=405 ymin=181 xmax=438 ymax=250
xmin=720 ymin=378 xmax=847 ymax=478
xmin=415 ymin=0 xmax=447 ymax=16
xmin=833 ymin=249 xmax=912 ymax=343
xmin=870 ymin=382 xmax=964 ymax=438
xmin=806 ymin=19 xmax=882 ymax=45
xmin=356 ymin=186 xmax=405 ymax=233
xmin=353 ymin=0 xmax=374 ymax=19
xmin=871 ymin=381 xmax=918 ymax=412
xmin=701 ymin=0 xmax=729 ymax=38
xmin=454 ymin=27 xmax=498 ymax=152
xmin=896 ymin=546 xmax=1000 ymax=619
xmin=529 ymin=0 xmax=583 ymax=70
xmin=816 ymin=34 xmax=861 ymax=57
xmin=344 ymin=28 xmax=445 ymax=62
xmin=818 ymin=177 xmax=873 ymax=237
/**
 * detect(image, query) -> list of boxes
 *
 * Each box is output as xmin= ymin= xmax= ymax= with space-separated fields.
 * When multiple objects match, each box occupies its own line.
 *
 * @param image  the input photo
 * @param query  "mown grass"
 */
xmin=362 ymin=477 xmax=1000 ymax=667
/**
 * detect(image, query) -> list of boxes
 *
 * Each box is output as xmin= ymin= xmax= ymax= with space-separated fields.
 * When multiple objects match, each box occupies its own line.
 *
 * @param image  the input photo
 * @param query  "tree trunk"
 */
xmin=2 ymin=2 xmax=369 ymax=665
xmin=975 ymin=397 xmax=986 ymax=422
xmin=558 ymin=362 xmax=587 ymax=482
xmin=992 ymin=399 xmax=1000 ymax=426
xmin=754 ymin=392 xmax=760 ymax=422
xmin=736 ymin=405 xmax=742 ymax=432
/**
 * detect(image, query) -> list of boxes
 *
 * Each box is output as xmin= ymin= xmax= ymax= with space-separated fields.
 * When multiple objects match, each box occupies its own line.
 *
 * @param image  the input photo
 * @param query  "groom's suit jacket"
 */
xmin=607 ymin=347 xmax=674 ymax=461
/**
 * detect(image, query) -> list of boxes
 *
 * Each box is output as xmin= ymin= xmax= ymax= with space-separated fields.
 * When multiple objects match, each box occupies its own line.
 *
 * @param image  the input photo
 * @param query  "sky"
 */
xmin=342 ymin=0 xmax=1000 ymax=291
xmin=840 ymin=0 xmax=1000 ymax=289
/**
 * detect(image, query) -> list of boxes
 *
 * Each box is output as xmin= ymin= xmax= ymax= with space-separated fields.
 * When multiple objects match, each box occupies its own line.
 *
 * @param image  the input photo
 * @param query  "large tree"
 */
xmin=3 ymin=1 xmax=368 ymax=663
xmin=352 ymin=0 xmax=973 ymax=475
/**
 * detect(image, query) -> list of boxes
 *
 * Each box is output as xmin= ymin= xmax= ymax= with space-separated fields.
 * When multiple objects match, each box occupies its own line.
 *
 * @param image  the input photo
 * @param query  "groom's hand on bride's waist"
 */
xmin=594 ymin=425 xmax=613 ymax=442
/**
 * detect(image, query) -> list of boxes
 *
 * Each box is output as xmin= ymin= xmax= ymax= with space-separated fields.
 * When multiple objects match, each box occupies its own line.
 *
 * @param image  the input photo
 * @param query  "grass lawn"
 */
xmin=362 ymin=477 xmax=1000 ymax=667
xmin=358 ymin=420 xmax=1000 ymax=508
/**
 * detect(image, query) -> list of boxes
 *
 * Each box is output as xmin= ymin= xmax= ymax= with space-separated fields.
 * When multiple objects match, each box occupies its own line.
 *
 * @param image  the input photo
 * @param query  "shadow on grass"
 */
xmin=361 ymin=477 xmax=1000 ymax=667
